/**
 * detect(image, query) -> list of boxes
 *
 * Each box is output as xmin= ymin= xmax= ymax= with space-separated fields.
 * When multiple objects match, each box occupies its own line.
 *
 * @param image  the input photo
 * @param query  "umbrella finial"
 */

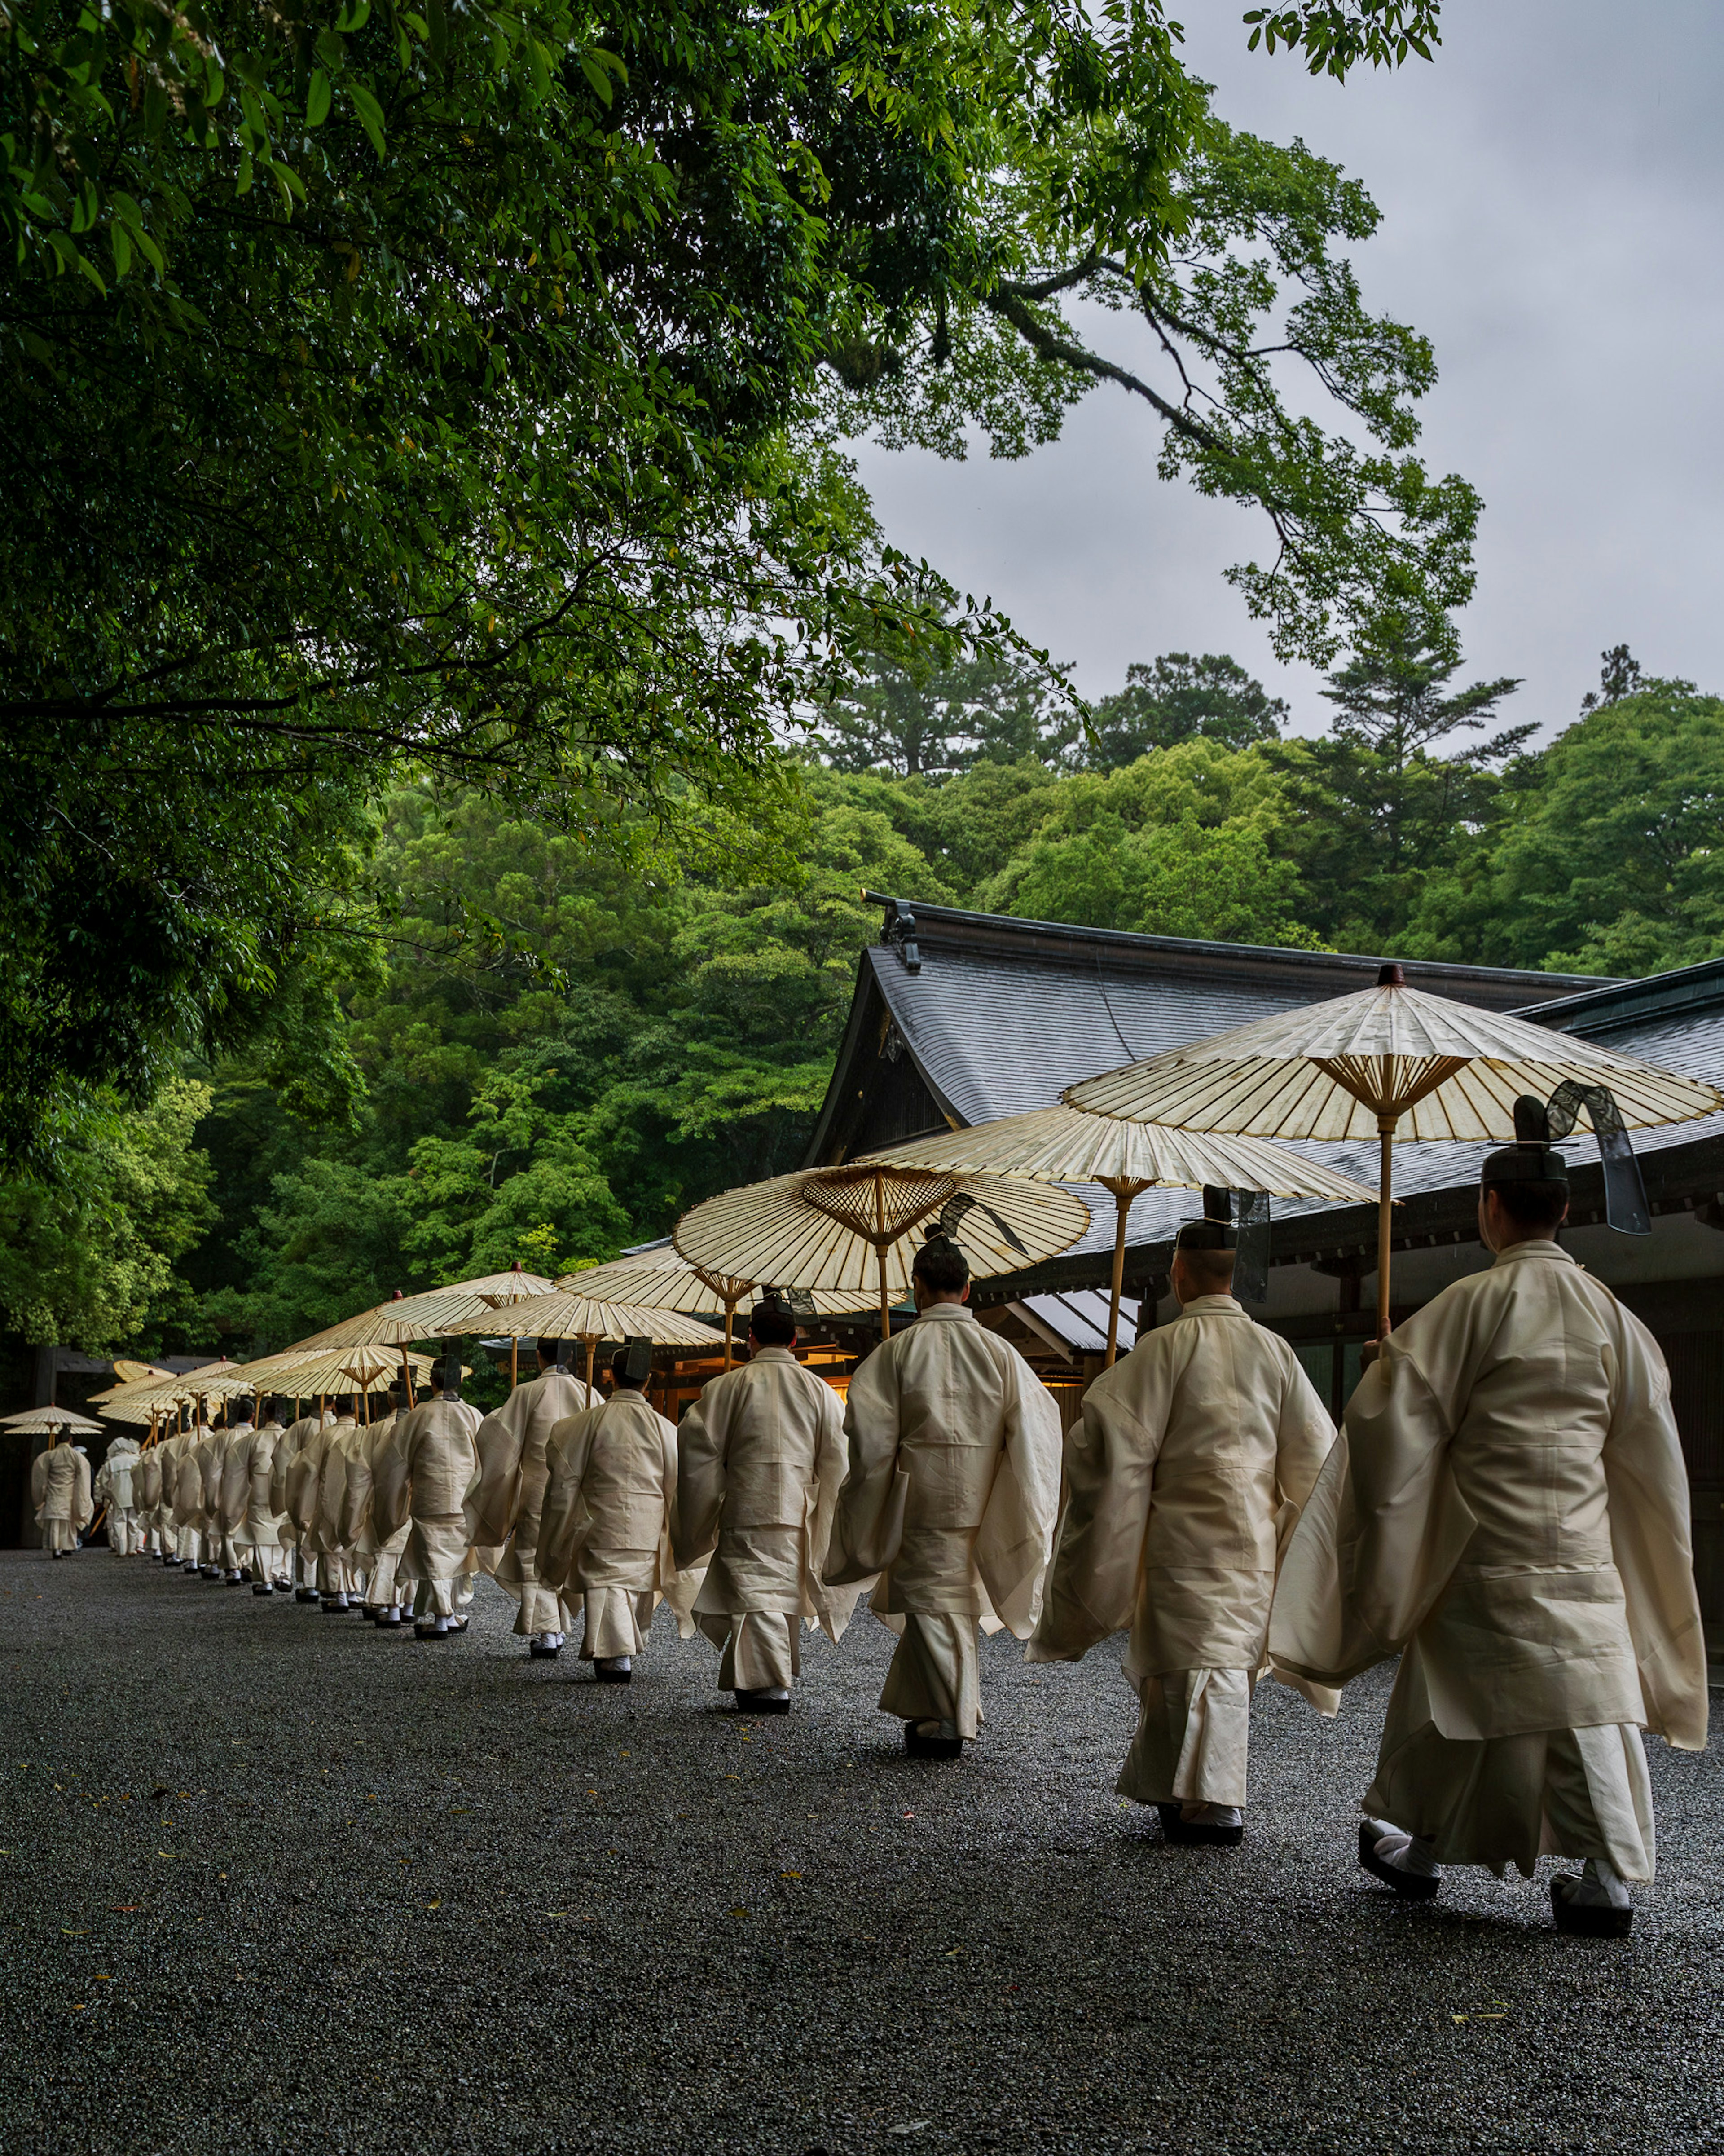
xmin=1377 ymin=961 xmax=1406 ymax=987
xmin=391 ymin=1288 xmax=404 ymax=1301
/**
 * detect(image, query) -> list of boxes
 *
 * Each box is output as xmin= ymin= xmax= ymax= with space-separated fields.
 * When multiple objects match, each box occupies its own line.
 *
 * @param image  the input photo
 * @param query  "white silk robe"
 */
xmin=269 ymin=1413 xmax=325 ymax=1583
xmin=472 ymin=1367 xmax=600 ymax=1636
xmin=135 ymin=1444 xmax=166 ymax=1550
xmin=286 ymin=1415 xmax=349 ymax=1590
xmin=674 ymin=1349 xmax=858 ymax=1692
xmin=33 ymin=1443 xmax=93 ymax=1552
xmin=825 ymin=1302 xmax=1063 ymax=1739
xmin=236 ymin=1420 xmax=288 ymax=1563
xmin=94 ymin=1437 xmax=143 ymax=1554
xmin=1270 ymin=1241 xmax=1708 ymax=1880
xmin=538 ymin=1392 xmax=702 ymax=1660
xmin=170 ymin=1427 xmax=214 ymax=1562
xmin=371 ymin=1399 xmax=481 ymax=1618
xmin=1029 ymin=1294 xmax=1336 ymax=1807
xmin=210 ymin=1422 xmax=253 ymax=1567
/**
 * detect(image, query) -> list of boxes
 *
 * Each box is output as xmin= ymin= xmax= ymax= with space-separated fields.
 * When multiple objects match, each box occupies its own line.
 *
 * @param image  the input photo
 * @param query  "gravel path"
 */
xmin=3 ymin=1549 xmax=1722 ymax=2154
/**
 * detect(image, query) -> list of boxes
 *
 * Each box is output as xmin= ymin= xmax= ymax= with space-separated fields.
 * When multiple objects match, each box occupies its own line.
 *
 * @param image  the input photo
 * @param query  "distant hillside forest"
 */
xmin=11 ymin=630 xmax=1724 ymax=1365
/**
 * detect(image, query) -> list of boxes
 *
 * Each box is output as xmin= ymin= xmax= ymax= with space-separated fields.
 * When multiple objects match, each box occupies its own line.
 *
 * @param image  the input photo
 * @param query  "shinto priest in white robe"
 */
xmin=674 ymin=1343 xmax=861 ymax=1693
xmin=825 ymin=1300 xmax=1062 ymax=1741
xmin=1271 ymin=1240 xmax=1706 ymax=1881
xmin=1031 ymin=1291 xmax=1335 ymax=1808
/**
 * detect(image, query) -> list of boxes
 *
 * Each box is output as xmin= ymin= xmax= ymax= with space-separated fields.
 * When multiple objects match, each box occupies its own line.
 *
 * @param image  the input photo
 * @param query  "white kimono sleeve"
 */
xmin=471 ymin=1390 xmax=530 ymax=1549
xmin=673 ymin=1389 xmax=727 ymax=1575
xmin=1270 ymin=1336 xmax=1477 ymax=1689
xmin=824 ymin=1346 xmax=908 ymax=1585
xmin=1028 ymin=1375 xmax=1165 ymax=1663
xmin=974 ymin=1351 xmax=1063 ymax=1639
xmin=1603 ymin=1319 xmax=1708 ymax=1751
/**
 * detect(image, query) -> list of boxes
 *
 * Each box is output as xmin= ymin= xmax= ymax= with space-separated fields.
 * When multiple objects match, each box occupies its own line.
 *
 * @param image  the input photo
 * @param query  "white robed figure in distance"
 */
xmin=470 ymin=1337 xmax=599 ymax=1659
xmin=33 ymin=1428 xmax=93 ymax=1556
xmin=823 ymin=1232 xmax=1063 ymax=1759
xmin=1270 ymin=1101 xmax=1708 ymax=1937
xmin=537 ymin=1339 xmax=702 ymax=1683
xmin=372 ymin=1359 xmax=484 ymax=1641
xmin=93 ymin=1431 xmax=143 ymax=1555
xmin=1030 ymin=1202 xmax=1336 ymax=1843
xmin=673 ymin=1297 xmax=861 ymax=1713
xmin=233 ymin=1396 xmax=292 ymax=1594
xmin=270 ymin=1401 xmax=330 ymax=1600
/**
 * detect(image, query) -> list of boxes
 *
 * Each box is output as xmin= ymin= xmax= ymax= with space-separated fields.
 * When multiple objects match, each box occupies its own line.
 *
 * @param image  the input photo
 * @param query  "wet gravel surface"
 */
xmin=3 ymin=1549 xmax=1723 ymax=2154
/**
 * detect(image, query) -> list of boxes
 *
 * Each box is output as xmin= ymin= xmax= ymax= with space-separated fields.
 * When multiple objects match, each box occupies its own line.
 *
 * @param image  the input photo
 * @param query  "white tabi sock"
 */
xmin=1566 ymin=1858 xmax=1631 ymax=1909
xmin=1368 ymin=1819 xmax=1438 ymax=1877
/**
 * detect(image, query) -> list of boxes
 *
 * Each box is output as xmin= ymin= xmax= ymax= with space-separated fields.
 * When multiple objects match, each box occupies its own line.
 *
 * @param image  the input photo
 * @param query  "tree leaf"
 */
xmin=306 ymin=70 xmax=332 ymax=126
xmin=346 ymin=83 xmax=386 ymax=156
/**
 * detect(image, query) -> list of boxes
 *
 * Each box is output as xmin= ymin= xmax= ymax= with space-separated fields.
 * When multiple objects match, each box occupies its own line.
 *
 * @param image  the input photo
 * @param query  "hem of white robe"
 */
xmin=878 ymin=1614 xmax=982 ymax=1738
xmin=1364 ymin=1719 xmax=1656 ymax=1882
xmin=701 ymin=1611 xmax=801 ymax=1692
xmin=1117 ymin=1668 xmax=1253 ymax=1808
xmin=578 ymin=1587 xmax=656 ymax=1660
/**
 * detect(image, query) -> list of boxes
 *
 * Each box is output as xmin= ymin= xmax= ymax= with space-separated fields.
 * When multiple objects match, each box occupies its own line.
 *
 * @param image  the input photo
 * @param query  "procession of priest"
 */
xmin=36 ymin=1101 xmax=1705 ymax=1945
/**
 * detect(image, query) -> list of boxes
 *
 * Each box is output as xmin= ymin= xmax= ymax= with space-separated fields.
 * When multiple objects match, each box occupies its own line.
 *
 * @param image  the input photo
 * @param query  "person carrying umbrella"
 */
xmin=673 ymin=1296 xmax=859 ymax=1713
xmin=27 ymin=1418 xmax=95 ymax=1556
xmin=1028 ymin=1196 xmax=1337 ymax=1844
xmin=1269 ymin=1101 xmax=1707 ymax=1936
xmin=823 ymin=1232 xmax=1063 ymax=1760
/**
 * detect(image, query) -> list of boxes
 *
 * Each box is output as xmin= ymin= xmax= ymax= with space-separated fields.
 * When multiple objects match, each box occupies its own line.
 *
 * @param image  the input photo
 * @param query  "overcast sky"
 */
xmin=850 ymin=0 xmax=1724 ymax=743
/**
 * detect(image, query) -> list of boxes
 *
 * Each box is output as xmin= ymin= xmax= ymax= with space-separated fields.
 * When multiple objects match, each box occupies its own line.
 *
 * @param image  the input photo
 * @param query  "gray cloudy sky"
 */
xmin=850 ymin=0 xmax=1724 ymax=742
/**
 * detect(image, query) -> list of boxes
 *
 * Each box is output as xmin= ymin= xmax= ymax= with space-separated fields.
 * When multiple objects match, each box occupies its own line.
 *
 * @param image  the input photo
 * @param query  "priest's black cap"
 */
xmin=1176 ymin=1185 xmax=1240 ymax=1252
xmin=1482 ymin=1094 xmax=1571 ymax=1186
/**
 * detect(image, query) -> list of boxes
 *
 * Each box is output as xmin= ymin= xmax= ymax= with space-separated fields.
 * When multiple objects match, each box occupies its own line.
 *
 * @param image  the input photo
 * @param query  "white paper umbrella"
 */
xmin=553 ymin=1246 xmax=863 ymax=1369
xmin=676 ymin=1163 xmax=1091 ymax=1341
xmin=1065 ymin=961 xmax=1724 ymax=1337
xmin=440 ymin=1289 xmax=724 ymax=1389
xmin=2 ymin=1405 xmax=104 ymax=1436
xmin=867 ymin=1105 xmax=1377 ymax=1365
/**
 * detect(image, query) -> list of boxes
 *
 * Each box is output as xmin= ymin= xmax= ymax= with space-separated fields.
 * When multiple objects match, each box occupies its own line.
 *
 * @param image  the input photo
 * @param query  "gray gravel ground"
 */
xmin=3 ymin=1550 xmax=1723 ymax=2156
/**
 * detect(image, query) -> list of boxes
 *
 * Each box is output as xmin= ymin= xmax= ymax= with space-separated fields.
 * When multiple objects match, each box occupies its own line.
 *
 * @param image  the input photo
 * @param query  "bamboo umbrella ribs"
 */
xmin=867 ymin=1106 xmax=1376 ymax=1366
xmin=552 ymin=1248 xmax=857 ymax=1371
xmin=1065 ymin=961 xmax=1724 ymax=1340
xmin=438 ymin=1289 xmax=725 ymax=1389
xmin=285 ymin=1266 xmax=554 ymax=1394
xmin=675 ymin=1163 xmax=1090 ymax=1342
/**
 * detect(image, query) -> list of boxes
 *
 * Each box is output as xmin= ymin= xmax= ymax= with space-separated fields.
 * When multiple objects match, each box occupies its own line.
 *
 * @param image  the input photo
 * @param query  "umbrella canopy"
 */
xmin=238 ymin=1344 xmax=444 ymax=1407
xmin=1065 ymin=961 xmax=1724 ymax=1336
xmin=395 ymin=1264 xmax=556 ymax=1330
xmin=675 ymin=1163 xmax=1091 ymax=1340
xmin=111 ymin=1358 xmax=174 ymax=1384
xmin=90 ymin=1362 xmax=247 ymax=1412
xmin=866 ymin=1106 xmax=1377 ymax=1365
xmin=447 ymin=1289 xmax=724 ymax=1389
xmin=552 ymin=1247 xmax=862 ymax=1369
xmin=2 ymin=1405 xmax=104 ymax=1436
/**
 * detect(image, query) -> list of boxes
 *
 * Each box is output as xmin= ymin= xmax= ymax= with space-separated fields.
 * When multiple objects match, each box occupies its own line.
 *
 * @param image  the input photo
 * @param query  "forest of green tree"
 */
xmin=9 ymin=630 xmax=1723 ymax=1365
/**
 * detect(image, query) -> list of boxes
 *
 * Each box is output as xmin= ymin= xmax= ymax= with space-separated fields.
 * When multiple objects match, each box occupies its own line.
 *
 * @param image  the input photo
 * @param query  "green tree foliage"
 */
xmin=0 ymin=1080 xmax=216 ymax=1349
xmin=816 ymin=644 xmax=1077 ymax=776
xmin=1085 ymin=653 xmax=1287 ymax=768
xmin=1270 ymin=608 xmax=1526 ymax=950
xmin=1407 ymin=678 xmax=1724 ymax=976
xmin=977 ymin=742 xmax=1321 ymax=945
xmin=2 ymin=0 xmax=1472 ymax=1164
